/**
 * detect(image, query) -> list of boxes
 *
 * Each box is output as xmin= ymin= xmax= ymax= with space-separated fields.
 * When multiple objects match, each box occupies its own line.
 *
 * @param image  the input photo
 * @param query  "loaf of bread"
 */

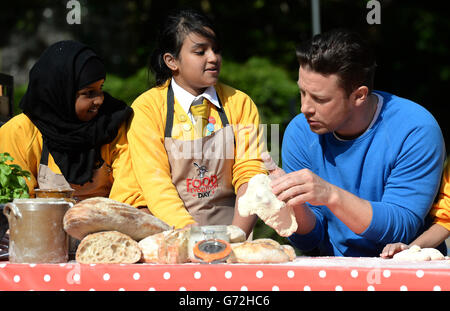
xmin=139 ymin=228 xmax=190 ymax=264
xmin=63 ymin=197 xmax=172 ymax=241
xmin=227 ymin=238 xmax=296 ymax=263
xmin=75 ymin=231 xmax=142 ymax=264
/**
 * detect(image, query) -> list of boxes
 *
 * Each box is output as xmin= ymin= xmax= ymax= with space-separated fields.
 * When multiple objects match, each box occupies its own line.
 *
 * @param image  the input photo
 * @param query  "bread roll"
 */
xmin=227 ymin=225 xmax=246 ymax=243
xmin=227 ymin=239 xmax=295 ymax=263
xmin=75 ymin=231 xmax=142 ymax=264
xmin=139 ymin=229 xmax=189 ymax=264
xmin=63 ymin=197 xmax=171 ymax=241
xmin=281 ymin=244 xmax=296 ymax=261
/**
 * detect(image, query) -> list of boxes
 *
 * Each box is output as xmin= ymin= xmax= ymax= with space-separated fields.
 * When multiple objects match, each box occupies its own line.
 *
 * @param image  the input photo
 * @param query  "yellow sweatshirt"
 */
xmin=0 ymin=113 xmax=130 ymax=198
xmin=112 ymin=81 xmax=267 ymax=229
xmin=430 ymin=161 xmax=450 ymax=231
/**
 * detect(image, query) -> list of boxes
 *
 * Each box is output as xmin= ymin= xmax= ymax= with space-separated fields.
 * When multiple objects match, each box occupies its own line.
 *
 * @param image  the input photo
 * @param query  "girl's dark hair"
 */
xmin=150 ymin=9 xmax=221 ymax=86
xmin=296 ymin=29 xmax=377 ymax=96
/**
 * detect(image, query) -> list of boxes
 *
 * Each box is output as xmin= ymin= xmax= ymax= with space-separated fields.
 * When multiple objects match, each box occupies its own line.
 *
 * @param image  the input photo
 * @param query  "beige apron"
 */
xmin=164 ymin=84 xmax=236 ymax=226
xmin=37 ymin=142 xmax=112 ymax=202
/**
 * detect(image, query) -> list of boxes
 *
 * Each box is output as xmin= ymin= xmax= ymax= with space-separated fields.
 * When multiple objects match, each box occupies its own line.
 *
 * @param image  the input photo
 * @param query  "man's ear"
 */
xmin=163 ymin=53 xmax=178 ymax=71
xmin=352 ymin=86 xmax=369 ymax=107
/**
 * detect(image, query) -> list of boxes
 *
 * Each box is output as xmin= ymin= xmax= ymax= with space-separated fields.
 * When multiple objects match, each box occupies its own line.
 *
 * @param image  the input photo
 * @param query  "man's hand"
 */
xmin=380 ymin=242 xmax=409 ymax=258
xmin=261 ymin=152 xmax=286 ymax=179
xmin=261 ymin=152 xmax=318 ymax=235
xmin=270 ymin=168 xmax=335 ymax=208
xmin=262 ymin=152 xmax=334 ymax=208
xmin=270 ymin=168 xmax=372 ymax=235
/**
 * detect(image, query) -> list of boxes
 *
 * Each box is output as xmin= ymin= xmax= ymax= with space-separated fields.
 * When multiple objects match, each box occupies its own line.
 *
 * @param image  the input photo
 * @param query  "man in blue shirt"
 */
xmin=268 ymin=29 xmax=445 ymax=257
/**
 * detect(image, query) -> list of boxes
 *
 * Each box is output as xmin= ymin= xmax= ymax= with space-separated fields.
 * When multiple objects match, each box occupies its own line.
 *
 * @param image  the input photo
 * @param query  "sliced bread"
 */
xmin=76 ymin=231 xmax=142 ymax=264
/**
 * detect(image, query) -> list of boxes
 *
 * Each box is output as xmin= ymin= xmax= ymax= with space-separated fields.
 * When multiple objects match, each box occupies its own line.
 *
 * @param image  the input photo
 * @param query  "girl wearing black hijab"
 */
xmin=0 ymin=40 xmax=133 ymax=201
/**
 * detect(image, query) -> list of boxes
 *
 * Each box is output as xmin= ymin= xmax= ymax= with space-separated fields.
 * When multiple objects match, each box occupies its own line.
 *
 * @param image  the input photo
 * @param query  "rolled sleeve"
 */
xmin=288 ymin=205 xmax=325 ymax=252
xmin=359 ymin=201 xmax=423 ymax=244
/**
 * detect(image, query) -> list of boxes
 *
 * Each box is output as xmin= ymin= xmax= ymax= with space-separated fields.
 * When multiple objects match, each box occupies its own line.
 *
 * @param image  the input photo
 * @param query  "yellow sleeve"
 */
xmin=125 ymin=87 xmax=195 ymax=229
xmin=107 ymin=122 xmax=147 ymax=207
xmin=218 ymin=84 xmax=267 ymax=192
xmin=430 ymin=162 xmax=450 ymax=231
xmin=0 ymin=114 xmax=41 ymax=196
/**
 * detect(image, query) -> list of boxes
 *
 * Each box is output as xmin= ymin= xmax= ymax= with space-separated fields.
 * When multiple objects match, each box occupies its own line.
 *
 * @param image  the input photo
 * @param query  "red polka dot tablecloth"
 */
xmin=0 ymin=257 xmax=449 ymax=291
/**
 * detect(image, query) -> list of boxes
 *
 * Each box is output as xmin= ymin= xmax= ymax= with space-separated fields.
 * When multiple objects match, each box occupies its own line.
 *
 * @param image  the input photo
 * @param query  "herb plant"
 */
xmin=0 ymin=153 xmax=31 ymax=204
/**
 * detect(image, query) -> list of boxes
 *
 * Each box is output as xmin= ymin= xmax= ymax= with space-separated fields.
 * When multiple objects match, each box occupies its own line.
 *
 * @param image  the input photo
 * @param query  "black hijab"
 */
xmin=20 ymin=40 xmax=132 ymax=185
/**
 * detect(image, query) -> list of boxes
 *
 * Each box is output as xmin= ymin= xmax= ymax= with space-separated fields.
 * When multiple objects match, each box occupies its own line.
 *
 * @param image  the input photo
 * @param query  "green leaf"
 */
xmin=0 ymin=152 xmax=31 ymax=201
xmin=9 ymin=164 xmax=23 ymax=171
xmin=0 ymin=163 xmax=12 ymax=176
xmin=0 ymin=174 xmax=7 ymax=187
xmin=0 ymin=152 xmax=13 ymax=162
xmin=16 ymin=175 xmax=27 ymax=188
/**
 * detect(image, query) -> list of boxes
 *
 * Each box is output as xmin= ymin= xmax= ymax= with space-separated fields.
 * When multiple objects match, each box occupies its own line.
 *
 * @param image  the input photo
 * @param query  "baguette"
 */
xmin=63 ymin=197 xmax=171 ymax=241
xmin=75 ymin=231 xmax=142 ymax=264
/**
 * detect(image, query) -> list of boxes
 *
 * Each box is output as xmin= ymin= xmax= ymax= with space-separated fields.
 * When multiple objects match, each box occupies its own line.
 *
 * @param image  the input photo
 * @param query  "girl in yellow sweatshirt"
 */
xmin=110 ymin=9 xmax=266 ymax=235
xmin=0 ymin=41 xmax=132 ymax=201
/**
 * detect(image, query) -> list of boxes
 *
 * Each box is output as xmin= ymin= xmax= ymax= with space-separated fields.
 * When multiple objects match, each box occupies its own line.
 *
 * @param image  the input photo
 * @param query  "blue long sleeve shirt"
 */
xmin=283 ymin=91 xmax=445 ymax=257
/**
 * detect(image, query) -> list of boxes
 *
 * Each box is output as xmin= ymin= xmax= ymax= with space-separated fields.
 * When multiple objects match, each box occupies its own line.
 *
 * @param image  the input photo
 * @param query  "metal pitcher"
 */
xmin=3 ymin=198 xmax=73 ymax=263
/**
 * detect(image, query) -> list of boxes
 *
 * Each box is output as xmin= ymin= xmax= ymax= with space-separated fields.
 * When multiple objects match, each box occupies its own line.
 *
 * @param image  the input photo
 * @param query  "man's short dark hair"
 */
xmin=296 ymin=29 xmax=377 ymax=96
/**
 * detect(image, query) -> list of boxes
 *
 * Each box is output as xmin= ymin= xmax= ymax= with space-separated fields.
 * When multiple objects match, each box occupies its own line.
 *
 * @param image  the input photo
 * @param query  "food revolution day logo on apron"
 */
xmin=164 ymin=82 xmax=236 ymax=226
xmin=187 ymin=163 xmax=218 ymax=198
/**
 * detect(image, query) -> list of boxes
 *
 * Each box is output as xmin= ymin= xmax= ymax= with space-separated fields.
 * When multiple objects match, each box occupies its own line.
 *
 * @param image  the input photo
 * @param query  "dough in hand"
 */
xmin=393 ymin=245 xmax=445 ymax=261
xmin=238 ymin=174 xmax=297 ymax=237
